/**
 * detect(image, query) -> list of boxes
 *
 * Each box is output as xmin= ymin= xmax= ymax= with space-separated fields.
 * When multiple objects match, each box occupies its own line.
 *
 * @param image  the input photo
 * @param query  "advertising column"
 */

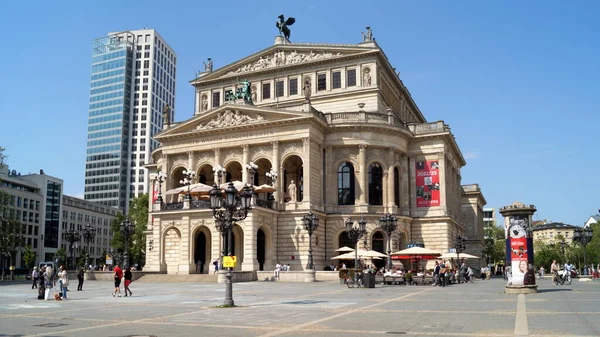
xmin=506 ymin=216 xmax=535 ymax=286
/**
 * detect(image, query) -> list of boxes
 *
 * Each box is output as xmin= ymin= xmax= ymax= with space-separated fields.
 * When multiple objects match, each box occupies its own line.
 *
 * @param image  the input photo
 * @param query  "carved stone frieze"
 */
xmin=196 ymin=109 xmax=265 ymax=130
xmin=222 ymin=148 xmax=243 ymax=164
xmin=333 ymin=147 xmax=359 ymax=164
xmin=366 ymin=147 xmax=386 ymax=164
xmin=196 ymin=152 xmax=213 ymax=166
xmin=252 ymin=144 xmax=272 ymax=160
xmin=227 ymin=50 xmax=344 ymax=75
xmin=170 ymin=154 xmax=188 ymax=169
xmin=394 ymin=152 xmax=402 ymax=165
xmin=281 ymin=141 xmax=303 ymax=157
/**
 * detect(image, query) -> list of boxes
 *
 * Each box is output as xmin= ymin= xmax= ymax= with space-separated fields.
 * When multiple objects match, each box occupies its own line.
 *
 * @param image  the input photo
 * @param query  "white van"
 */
xmin=38 ymin=261 xmax=55 ymax=271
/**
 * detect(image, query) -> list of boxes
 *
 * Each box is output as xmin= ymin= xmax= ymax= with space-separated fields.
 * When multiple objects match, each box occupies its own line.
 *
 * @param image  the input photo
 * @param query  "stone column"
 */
xmin=272 ymin=141 xmax=280 ymax=204
xmin=437 ymin=152 xmax=446 ymax=208
xmin=326 ymin=145 xmax=333 ymax=207
xmin=409 ymin=155 xmax=417 ymax=211
xmin=214 ymin=148 xmax=221 ymax=184
xmin=188 ymin=151 xmax=195 ymax=172
xmin=401 ymin=155 xmax=409 ymax=213
xmin=302 ymin=137 xmax=311 ymax=204
xmin=241 ymin=215 xmax=258 ymax=271
xmin=242 ymin=144 xmax=249 ymax=184
xmin=194 ymin=89 xmax=201 ymax=114
xmin=358 ymin=144 xmax=367 ymax=205
xmin=387 ymin=147 xmax=395 ymax=208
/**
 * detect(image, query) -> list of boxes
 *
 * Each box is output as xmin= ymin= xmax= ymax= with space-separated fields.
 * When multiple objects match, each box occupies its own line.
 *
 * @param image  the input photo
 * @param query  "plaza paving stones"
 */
xmin=0 ymin=278 xmax=599 ymax=337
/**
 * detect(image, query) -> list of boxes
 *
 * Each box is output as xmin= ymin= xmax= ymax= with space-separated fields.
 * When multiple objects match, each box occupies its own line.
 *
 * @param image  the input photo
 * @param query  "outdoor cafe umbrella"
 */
xmin=332 ymin=250 xmax=388 ymax=259
xmin=390 ymin=247 xmax=442 ymax=260
xmin=254 ymin=184 xmax=277 ymax=193
xmin=335 ymin=246 xmax=355 ymax=253
xmin=187 ymin=182 xmax=214 ymax=195
xmin=439 ymin=252 xmax=480 ymax=260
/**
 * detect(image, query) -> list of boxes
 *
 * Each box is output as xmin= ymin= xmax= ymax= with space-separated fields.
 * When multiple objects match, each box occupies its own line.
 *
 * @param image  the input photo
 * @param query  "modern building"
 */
xmin=61 ymin=195 xmax=117 ymax=267
xmin=1 ymin=164 xmax=116 ymax=268
xmin=482 ymin=207 xmax=495 ymax=239
xmin=532 ymin=222 xmax=578 ymax=244
xmin=84 ymin=29 xmax=177 ymax=213
xmin=144 ymin=28 xmax=486 ymax=275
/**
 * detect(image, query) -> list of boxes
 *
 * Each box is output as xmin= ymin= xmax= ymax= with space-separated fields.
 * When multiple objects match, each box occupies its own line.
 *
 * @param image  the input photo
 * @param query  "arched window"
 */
xmin=338 ymin=231 xmax=355 ymax=250
xmin=337 ymin=162 xmax=355 ymax=205
xmin=372 ymin=231 xmax=385 ymax=254
xmin=368 ymin=162 xmax=383 ymax=205
xmin=394 ymin=167 xmax=400 ymax=207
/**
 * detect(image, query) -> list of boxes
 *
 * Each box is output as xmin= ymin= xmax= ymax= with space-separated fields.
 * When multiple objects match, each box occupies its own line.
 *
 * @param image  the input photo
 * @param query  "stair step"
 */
xmin=137 ymin=274 xmax=218 ymax=283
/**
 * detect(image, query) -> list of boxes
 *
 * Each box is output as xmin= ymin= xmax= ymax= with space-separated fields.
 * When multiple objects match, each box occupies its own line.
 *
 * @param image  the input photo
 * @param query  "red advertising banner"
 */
xmin=152 ymin=180 xmax=158 ymax=203
xmin=510 ymin=237 xmax=528 ymax=261
xmin=415 ymin=160 xmax=440 ymax=208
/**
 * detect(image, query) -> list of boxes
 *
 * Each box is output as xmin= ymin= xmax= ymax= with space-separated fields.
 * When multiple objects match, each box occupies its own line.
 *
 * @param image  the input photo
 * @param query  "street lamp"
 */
xmin=83 ymin=224 xmax=97 ymax=269
xmin=245 ymin=162 xmax=258 ymax=184
xmin=266 ymin=169 xmax=278 ymax=186
xmin=64 ymin=229 xmax=81 ymax=270
xmin=302 ymin=211 xmax=320 ymax=270
xmin=378 ymin=213 xmax=398 ymax=270
xmin=455 ymin=235 xmax=466 ymax=261
xmin=209 ymin=179 xmax=254 ymax=307
xmin=573 ymin=226 xmax=593 ymax=273
xmin=179 ymin=169 xmax=196 ymax=200
xmin=155 ymin=171 xmax=166 ymax=203
xmin=120 ymin=218 xmax=135 ymax=268
xmin=213 ymin=165 xmax=226 ymax=185
xmin=559 ymin=240 xmax=566 ymax=261
xmin=345 ymin=216 xmax=367 ymax=285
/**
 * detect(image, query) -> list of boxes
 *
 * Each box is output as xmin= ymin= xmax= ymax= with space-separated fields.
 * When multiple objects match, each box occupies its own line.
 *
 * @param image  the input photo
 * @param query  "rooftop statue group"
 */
xmin=276 ymin=15 xmax=295 ymax=41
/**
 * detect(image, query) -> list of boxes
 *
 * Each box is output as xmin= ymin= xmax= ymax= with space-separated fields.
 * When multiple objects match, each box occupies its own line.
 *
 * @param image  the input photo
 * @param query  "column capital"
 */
xmin=187 ymin=151 xmax=194 ymax=157
xmin=214 ymin=148 xmax=220 ymax=155
xmin=437 ymin=152 xmax=446 ymax=159
xmin=359 ymin=144 xmax=367 ymax=151
xmin=242 ymin=144 xmax=249 ymax=152
xmin=302 ymin=137 xmax=310 ymax=146
xmin=271 ymin=140 xmax=279 ymax=149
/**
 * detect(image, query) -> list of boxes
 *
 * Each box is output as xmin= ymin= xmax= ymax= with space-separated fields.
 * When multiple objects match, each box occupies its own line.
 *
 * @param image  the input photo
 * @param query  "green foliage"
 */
xmin=110 ymin=194 xmax=149 ymax=268
xmin=0 ymin=218 xmax=25 ymax=265
xmin=55 ymin=247 xmax=67 ymax=266
xmin=98 ymin=250 xmax=107 ymax=266
xmin=482 ymin=224 xmax=506 ymax=264
xmin=0 ymin=146 xmax=6 ymax=166
xmin=22 ymin=246 xmax=37 ymax=270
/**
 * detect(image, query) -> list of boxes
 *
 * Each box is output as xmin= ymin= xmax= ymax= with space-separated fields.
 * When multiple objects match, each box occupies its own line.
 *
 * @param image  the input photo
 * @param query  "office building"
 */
xmin=84 ymin=29 xmax=177 ymax=212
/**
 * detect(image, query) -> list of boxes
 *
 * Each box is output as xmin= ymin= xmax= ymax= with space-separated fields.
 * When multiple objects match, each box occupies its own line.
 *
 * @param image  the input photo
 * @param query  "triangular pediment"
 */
xmin=192 ymin=43 xmax=379 ymax=84
xmin=155 ymin=104 xmax=316 ymax=140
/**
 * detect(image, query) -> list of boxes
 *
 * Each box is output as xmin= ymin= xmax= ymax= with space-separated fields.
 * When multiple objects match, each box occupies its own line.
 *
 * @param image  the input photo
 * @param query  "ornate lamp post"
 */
xmin=83 ymin=224 xmax=97 ymax=269
xmin=266 ymin=169 xmax=278 ymax=186
xmin=455 ymin=236 xmax=466 ymax=261
xmin=64 ymin=229 xmax=81 ymax=270
xmin=378 ymin=213 xmax=398 ymax=270
xmin=245 ymin=162 xmax=258 ymax=184
xmin=155 ymin=171 xmax=166 ymax=203
xmin=345 ymin=216 xmax=367 ymax=284
xmin=120 ymin=218 xmax=135 ymax=268
xmin=559 ymin=239 xmax=567 ymax=261
xmin=302 ymin=211 xmax=320 ymax=270
xmin=213 ymin=165 xmax=226 ymax=185
xmin=209 ymin=179 xmax=254 ymax=307
xmin=179 ymin=169 xmax=196 ymax=200
xmin=573 ymin=227 xmax=593 ymax=273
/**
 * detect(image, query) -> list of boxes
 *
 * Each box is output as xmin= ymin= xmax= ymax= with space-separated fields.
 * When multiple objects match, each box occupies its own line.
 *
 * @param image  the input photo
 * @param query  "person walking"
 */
xmin=31 ymin=267 xmax=39 ymax=289
xmin=213 ymin=260 xmax=219 ymax=274
xmin=551 ymin=260 xmax=560 ymax=284
xmin=37 ymin=266 xmax=46 ymax=300
xmin=77 ymin=268 xmax=84 ymax=291
xmin=112 ymin=264 xmax=123 ymax=297
xmin=43 ymin=266 xmax=54 ymax=301
xmin=58 ymin=266 xmax=69 ymax=300
xmin=124 ymin=267 xmax=133 ymax=297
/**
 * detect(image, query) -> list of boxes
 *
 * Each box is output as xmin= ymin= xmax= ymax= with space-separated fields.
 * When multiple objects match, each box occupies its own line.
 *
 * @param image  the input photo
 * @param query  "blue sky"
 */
xmin=0 ymin=1 xmax=598 ymax=226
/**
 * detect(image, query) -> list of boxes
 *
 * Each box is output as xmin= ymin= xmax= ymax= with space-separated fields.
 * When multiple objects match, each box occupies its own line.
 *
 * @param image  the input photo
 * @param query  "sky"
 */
xmin=0 ymin=1 xmax=598 ymax=226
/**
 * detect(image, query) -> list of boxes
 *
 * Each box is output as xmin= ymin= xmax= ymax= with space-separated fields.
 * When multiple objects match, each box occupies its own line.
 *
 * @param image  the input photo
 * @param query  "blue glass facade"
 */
xmin=84 ymin=34 xmax=134 ymax=209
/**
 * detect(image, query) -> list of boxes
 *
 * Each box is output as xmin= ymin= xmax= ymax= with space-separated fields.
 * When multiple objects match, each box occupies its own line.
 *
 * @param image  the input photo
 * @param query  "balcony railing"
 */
xmin=164 ymin=202 xmax=183 ymax=210
xmin=408 ymin=121 xmax=450 ymax=135
xmin=255 ymin=199 xmax=275 ymax=209
xmin=325 ymin=111 xmax=407 ymax=129
xmin=191 ymin=200 xmax=211 ymax=209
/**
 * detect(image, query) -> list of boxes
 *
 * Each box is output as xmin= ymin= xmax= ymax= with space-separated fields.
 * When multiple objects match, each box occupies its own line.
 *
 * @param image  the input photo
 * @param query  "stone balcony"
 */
xmin=324 ymin=110 xmax=406 ymax=129
xmin=408 ymin=121 xmax=450 ymax=135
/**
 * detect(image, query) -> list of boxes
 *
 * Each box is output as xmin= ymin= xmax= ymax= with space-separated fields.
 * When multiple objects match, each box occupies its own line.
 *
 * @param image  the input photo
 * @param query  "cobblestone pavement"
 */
xmin=0 ymin=278 xmax=598 ymax=337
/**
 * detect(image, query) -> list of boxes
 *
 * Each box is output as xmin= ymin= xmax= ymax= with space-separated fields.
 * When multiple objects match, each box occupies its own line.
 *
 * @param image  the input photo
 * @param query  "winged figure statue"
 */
xmin=276 ymin=15 xmax=296 ymax=41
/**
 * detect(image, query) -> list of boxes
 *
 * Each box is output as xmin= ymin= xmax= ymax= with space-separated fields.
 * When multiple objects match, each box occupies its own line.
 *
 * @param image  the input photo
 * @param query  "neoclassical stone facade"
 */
xmin=144 ymin=34 xmax=485 ymax=274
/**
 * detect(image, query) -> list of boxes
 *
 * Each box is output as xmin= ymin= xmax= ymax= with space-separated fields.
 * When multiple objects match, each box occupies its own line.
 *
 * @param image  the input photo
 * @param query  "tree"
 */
xmin=482 ymin=224 xmax=506 ymax=265
xmin=0 ymin=218 xmax=25 ymax=271
xmin=55 ymin=247 xmax=67 ymax=267
xmin=23 ymin=246 xmax=37 ymax=270
xmin=110 ymin=195 xmax=149 ymax=268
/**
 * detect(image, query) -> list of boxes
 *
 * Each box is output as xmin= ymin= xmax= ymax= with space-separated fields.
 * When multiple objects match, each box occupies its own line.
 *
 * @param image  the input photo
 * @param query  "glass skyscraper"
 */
xmin=84 ymin=29 xmax=176 ymax=212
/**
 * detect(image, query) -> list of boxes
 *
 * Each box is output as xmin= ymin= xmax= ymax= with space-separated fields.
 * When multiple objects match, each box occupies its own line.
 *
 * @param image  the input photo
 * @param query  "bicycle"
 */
xmin=345 ymin=272 xmax=363 ymax=288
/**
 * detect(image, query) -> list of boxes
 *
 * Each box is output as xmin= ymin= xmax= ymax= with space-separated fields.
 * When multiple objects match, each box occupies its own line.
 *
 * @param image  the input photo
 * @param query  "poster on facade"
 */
xmin=415 ymin=160 xmax=440 ymax=208
xmin=152 ymin=180 xmax=159 ymax=203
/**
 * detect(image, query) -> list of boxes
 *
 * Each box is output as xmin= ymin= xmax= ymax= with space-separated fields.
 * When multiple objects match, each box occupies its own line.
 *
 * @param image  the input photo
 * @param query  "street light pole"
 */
xmin=64 ymin=229 xmax=81 ymax=270
xmin=573 ymin=227 xmax=593 ymax=273
xmin=179 ymin=169 xmax=196 ymax=201
xmin=83 ymin=224 xmax=97 ymax=269
xmin=378 ymin=213 xmax=398 ymax=270
xmin=120 ymin=218 xmax=135 ymax=268
xmin=559 ymin=240 xmax=566 ymax=261
xmin=345 ymin=217 xmax=367 ymax=285
xmin=209 ymin=177 xmax=254 ymax=307
xmin=302 ymin=211 xmax=320 ymax=270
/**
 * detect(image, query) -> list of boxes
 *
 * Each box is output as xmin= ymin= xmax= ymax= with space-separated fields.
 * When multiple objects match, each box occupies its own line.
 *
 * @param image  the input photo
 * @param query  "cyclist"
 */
xmin=563 ymin=261 xmax=573 ymax=282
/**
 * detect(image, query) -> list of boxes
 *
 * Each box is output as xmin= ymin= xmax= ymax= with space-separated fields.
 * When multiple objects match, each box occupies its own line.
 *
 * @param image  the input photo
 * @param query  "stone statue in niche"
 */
xmin=363 ymin=68 xmax=372 ymax=87
xmin=303 ymin=77 xmax=311 ymax=101
xmin=287 ymin=180 xmax=297 ymax=203
xmin=201 ymin=95 xmax=208 ymax=111
xmin=251 ymin=86 xmax=257 ymax=103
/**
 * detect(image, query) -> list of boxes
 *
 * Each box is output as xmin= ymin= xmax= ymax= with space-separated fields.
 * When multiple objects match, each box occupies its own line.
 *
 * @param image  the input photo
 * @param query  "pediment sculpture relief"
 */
xmin=196 ymin=110 xmax=265 ymax=130
xmin=227 ymin=50 xmax=343 ymax=75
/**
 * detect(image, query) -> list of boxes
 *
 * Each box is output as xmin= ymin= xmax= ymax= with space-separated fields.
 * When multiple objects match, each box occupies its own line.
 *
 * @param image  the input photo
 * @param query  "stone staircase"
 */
xmin=137 ymin=273 xmax=218 ymax=283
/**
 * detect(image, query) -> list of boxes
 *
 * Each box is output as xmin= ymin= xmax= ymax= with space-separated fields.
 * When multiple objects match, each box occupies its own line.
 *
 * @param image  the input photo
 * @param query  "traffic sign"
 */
xmin=223 ymin=256 xmax=237 ymax=268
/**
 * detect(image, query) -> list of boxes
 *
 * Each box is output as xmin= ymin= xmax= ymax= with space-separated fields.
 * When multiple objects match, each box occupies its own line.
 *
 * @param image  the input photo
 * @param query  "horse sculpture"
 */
xmin=276 ymin=15 xmax=295 ymax=41
xmin=225 ymin=80 xmax=253 ymax=105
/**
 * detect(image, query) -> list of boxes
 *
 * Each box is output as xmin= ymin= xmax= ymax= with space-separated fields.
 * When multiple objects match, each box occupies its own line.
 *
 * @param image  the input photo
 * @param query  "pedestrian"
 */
xmin=58 ymin=265 xmax=69 ymax=300
xmin=37 ymin=266 xmax=46 ymax=300
xmin=31 ymin=267 xmax=39 ymax=289
xmin=213 ymin=260 xmax=219 ymax=274
xmin=124 ymin=266 xmax=133 ymax=297
xmin=43 ymin=266 xmax=54 ymax=301
xmin=112 ymin=264 xmax=123 ymax=297
xmin=77 ymin=268 xmax=84 ymax=291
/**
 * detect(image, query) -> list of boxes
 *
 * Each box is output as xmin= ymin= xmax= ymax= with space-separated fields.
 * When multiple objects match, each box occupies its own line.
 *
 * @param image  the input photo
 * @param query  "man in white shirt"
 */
xmin=274 ymin=262 xmax=282 ymax=280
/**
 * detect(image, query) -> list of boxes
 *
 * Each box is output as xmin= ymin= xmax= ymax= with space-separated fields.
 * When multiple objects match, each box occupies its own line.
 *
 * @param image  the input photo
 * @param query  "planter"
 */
xmin=363 ymin=272 xmax=376 ymax=288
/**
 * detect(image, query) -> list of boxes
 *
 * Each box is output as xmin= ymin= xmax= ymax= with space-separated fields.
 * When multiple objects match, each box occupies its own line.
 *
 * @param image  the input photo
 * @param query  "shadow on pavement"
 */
xmin=538 ymin=288 xmax=573 ymax=293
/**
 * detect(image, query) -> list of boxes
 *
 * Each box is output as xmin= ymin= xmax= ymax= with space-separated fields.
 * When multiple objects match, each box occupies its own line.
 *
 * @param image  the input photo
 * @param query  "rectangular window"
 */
xmin=347 ymin=69 xmax=357 ymax=87
xmin=275 ymin=81 xmax=284 ymax=97
xmin=262 ymin=83 xmax=271 ymax=99
xmin=317 ymin=73 xmax=327 ymax=91
xmin=332 ymin=71 xmax=341 ymax=89
xmin=289 ymin=78 xmax=298 ymax=95
xmin=212 ymin=92 xmax=220 ymax=108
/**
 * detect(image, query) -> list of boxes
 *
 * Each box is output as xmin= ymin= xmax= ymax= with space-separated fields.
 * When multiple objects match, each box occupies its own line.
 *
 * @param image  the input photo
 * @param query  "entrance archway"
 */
xmin=257 ymin=228 xmax=265 ymax=271
xmin=337 ymin=231 xmax=356 ymax=268
xmin=193 ymin=230 xmax=211 ymax=274
xmin=225 ymin=162 xmax=242 ymax=182
xmin=223 ymin=224 xmax=244 ymax=270
xmin=282 ymin=155 xmax=303 ymax=202
xmin=371 ymin=231 xmax=385 ymax=269
xmin=197 ymin=164 xmax=215 ymax=186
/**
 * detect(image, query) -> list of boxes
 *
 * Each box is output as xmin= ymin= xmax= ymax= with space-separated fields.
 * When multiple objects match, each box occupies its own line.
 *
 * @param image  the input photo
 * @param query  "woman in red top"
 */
xmin=124 ymin=267 xmax=133 ymax=297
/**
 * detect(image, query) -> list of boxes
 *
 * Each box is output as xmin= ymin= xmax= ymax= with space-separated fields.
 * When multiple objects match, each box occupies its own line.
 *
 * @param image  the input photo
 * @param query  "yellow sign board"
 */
xmin=223 ymin=256 xmax=237 ymax=268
